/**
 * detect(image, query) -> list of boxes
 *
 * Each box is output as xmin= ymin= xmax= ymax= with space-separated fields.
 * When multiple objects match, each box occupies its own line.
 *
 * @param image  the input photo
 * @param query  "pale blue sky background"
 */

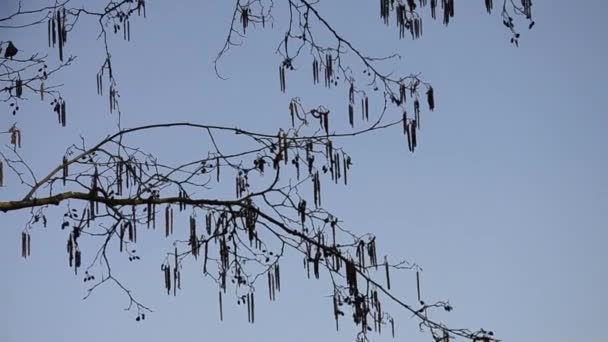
xmin=1 ymin=1 xmax=607 ymax=342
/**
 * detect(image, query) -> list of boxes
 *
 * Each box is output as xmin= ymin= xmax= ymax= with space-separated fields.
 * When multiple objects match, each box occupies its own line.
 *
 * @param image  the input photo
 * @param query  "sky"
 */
xmin=1 ymin=1 xmax=607 ymax=342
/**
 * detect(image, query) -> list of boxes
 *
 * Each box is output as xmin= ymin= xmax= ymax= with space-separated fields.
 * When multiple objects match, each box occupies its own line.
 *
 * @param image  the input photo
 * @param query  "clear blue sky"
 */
xmin=1 ymin=1 xmax=607 ymax=342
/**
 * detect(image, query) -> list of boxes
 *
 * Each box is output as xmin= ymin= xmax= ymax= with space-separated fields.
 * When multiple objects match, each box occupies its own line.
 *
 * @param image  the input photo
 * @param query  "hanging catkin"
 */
xmin=216 ymin=157 xmax=220 ymax=182
xmin=385 ymin=256 xmax=391 ymax=289
xmin=426 ymin=86 xmax=435 ymax=111
xmin=219 ymin=290 xmax=223 ymax=321
xmin=416 ymin=270 xmax=422 ymax=302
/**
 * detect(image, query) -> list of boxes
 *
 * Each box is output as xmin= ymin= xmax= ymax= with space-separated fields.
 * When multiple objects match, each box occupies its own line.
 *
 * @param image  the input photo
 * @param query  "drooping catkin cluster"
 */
xmin=324 ymin=53 xmax=334 ymax=88
xmin=289 ymin=99 xmax=298 ymax=127
xmin=348 ymin=83 xmax=355 ymax=127
xmin=14 ymin=77 xmax=23 ymax=98
xmin=189 ymin=215 xmax=200 ymax=258
xmin=243 ymin=291 xmax=255 ymax=323
xmin=52 ymin=98 xmax=67 ymax=126
xmin=48 ymin=8 xmax=68 ymax=61
xmin=485 ymin=0 xmax=493 ymax=14
xmin=267 ymin=263 xmax=280 ymax=301
xmin=312 ymin=58 xmax=320 ymax=84
xmin=312 ymin=171 xmax=321 ymax=207
xmin=8 ymin=125 xmax=22 ymax=149
xmin=240 ymin=7 xmax=250 ymax=33
xmin=66 ymin=227 xmax=81 ymax=274
xmin=361 ymin=95 xmax=369 ymax=121
xmin=161 ymin=248 xmax=182 ymax=296
xmin=236 ymin=170 xmax=249 ymax=198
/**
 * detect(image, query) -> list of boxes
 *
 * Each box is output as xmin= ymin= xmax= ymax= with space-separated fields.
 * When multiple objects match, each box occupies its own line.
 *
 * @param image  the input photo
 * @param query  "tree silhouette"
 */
xmin=0 ymin=1 xmax=534 ymax=341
